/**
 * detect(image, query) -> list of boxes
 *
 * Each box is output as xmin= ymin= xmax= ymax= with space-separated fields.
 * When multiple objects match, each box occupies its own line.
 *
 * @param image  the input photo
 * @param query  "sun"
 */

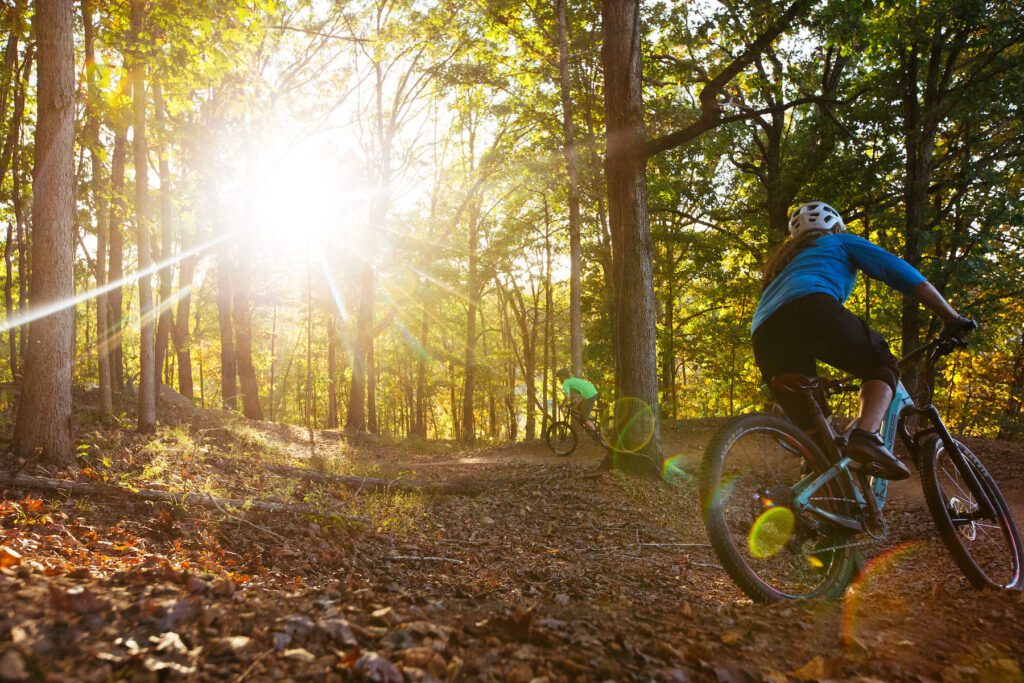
xmin=249 ymin=138 xmax=366 ymax=258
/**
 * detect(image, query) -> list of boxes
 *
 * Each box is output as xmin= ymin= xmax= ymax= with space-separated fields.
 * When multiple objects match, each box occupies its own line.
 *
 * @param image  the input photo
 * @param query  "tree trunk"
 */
xmin=556 ymin=0 xmax=584 ymax=375
xmin=82 ymin=0 xmax=112 ymax=416
xmin=2 ymin=38 xmax=26 ymax=378
xmin=411 ymin=303 xmax=428 ymax=437
xmin=216 ymin=244 xmax=237 ymax=410
xmin=462 ymin=214 xmax=478 ymax=444
xmin=232 ymin=262 xmax=263 ymax=420
xmin=327 ymin=311 xmax=339 ymax=429
xmin=346 ymin=262 xmax=373 ymax=431
xmin=4 ymin=220 xmax=15 ymax=377
xmin=107 ymin=126 xmax=127 ymax=391
xmin=367 ymin=337 xmax=378 ymax=433
xmin=900 ymin=46 xmax=930 ymax=403
xmin=171 ymin=247 xmax=196 ymax=401
xmin=660 ymin=243 xmax=676 ymax=420
xmin=131 ymin=0 xmax=156 ymax=432
xmin=543 ymin=220 xmax=552 ymax=436
xmin=153 ymin=82 xmax=174 ymax=396
xmin=13 ymin=0 xmax=75 ymax=463
xmin=601 ymin=0 xmax=662 ymax=467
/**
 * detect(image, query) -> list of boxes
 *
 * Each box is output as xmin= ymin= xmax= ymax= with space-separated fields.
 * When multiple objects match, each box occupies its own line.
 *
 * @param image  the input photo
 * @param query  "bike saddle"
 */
xmin=769 ymin=373 xmax=824 ymax=394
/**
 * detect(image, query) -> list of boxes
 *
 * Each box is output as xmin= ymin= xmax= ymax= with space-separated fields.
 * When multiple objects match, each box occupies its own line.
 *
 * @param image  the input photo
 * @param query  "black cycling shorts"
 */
xmin=752 ymin=293 xmax=899 ymax=393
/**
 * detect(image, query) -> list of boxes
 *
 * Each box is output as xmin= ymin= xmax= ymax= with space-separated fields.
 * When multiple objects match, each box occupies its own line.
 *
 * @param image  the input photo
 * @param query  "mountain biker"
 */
xmin=752 ymin=201 xmax=974 ymax=480
xmin=555 ymin=368 xmax=600 ymax=437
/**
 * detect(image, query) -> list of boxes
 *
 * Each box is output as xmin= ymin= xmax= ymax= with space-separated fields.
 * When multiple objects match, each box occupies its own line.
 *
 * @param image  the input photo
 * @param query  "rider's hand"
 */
xmin=940 ymin=315 xmax=977 ymax=340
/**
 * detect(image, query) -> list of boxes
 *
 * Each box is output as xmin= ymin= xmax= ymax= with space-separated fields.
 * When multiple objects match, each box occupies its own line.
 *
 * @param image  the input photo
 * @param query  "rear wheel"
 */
xmin=545 ymin=421 xmax=578 ymax=457
xmin=700 ymin=414 xmax=859 ymax=602
xmin=920 ymin=437 xmax=1023 ymax=589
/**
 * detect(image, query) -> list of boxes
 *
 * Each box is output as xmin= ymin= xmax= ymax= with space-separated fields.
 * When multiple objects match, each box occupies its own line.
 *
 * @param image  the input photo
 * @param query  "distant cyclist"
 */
xmin=752 ymin=201 xmax=973 ymax=480
xmin=555 ymin=368 xmax=600 ymax=438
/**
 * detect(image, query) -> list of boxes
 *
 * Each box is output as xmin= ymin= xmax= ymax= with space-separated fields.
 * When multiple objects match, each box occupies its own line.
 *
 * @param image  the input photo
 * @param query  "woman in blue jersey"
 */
xmin=752 ymin=202 xmax=973 ymax=480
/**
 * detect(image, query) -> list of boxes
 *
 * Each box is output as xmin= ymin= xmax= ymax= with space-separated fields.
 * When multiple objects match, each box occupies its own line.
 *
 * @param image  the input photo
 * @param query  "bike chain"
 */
xmin=794 ymin=495 xmax=889 ymax=550
xmin=806 ymin=535 xmax=887 ymax=555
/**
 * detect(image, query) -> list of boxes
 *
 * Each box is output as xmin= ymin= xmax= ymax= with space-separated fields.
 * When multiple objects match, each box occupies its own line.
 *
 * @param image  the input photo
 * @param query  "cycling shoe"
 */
xmin=846 ymin=428 xmax=910 ymax=480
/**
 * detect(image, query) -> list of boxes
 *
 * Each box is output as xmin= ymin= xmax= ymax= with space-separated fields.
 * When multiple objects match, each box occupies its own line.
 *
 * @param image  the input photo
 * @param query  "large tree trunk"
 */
xmin=601 ymin=0 xmax=662 ymax=467
xmin=82 ymin=0 xmax=112 ymax=416
xmin=556 ymin=0 xmax=583 ymax=375
xmin=106 ymin=126 xmax=127 ymax=391
xmin=13 ymin=0 xmax=75 ymax=463
xmin=153 ymin=82 xmax=174 ymax=396
xmin=131 ymin=0 xmax=156 ymax=432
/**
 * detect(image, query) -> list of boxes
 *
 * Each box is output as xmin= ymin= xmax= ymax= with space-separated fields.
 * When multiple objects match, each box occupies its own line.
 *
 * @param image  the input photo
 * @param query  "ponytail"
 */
xmin=762 ymin=231 xmax=827 ymax=289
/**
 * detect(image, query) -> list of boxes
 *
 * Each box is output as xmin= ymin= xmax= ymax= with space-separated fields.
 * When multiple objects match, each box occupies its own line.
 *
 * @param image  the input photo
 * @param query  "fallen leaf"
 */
xmin=49 ymin=584 xmax=110 ymax=615
xmin=283 ymin=648 xmax=316 ymax=663
xmin=792 ymin=655 xmax=831 ymax=681
xmin=317 ymin=618 xmax=358 ymax=647
xmin=0 ymin=649 xmax=29 ymax=682
xmin=720 ymin=630 xmax=743 ymax=645
xmin=0 ymin=547 xmax=22 ymax=569
xmin=352 ymin=651 xmax=402 ymax=682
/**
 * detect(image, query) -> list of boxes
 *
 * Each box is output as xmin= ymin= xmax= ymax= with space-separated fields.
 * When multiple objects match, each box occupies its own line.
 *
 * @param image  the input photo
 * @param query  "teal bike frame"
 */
xmin=784 ymin=333 xmax=1000 ymax=537
xmin=786 ymin=380 xmax=913 ymax=534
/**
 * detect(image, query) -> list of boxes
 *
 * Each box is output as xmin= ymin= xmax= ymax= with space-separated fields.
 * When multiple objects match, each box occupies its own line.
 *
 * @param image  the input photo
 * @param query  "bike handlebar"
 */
xmin=898 ymin=318 xmax=977 ymax=368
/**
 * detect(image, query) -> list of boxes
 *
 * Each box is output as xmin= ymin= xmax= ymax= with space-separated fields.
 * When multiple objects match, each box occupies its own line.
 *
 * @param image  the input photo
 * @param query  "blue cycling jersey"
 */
xmin=751 ymin=233 xmax=925 ymax=334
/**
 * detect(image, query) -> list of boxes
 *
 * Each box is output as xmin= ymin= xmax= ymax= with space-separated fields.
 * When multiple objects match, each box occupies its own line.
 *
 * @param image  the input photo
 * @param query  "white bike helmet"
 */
xmin=788 ymin=202 xmax=846 ymax=238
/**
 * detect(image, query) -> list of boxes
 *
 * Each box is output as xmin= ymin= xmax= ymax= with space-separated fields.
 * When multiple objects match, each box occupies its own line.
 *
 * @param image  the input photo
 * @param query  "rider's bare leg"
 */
xmin=857 ymin=380 xmax=893 ymax=433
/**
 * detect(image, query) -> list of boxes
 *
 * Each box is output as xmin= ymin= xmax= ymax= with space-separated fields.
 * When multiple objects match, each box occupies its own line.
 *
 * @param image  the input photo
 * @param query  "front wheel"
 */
xmin=920 ymin=437 xmax=1023 ymax=589
xmin=545 ymin=420 xmax=578 ymax=457
xmin=700 ymin=414 xmax=860 ymax=602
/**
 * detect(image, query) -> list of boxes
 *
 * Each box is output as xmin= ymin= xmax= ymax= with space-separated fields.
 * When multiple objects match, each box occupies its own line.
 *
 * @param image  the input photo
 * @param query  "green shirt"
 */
xmin=561 ymin=377 xmax=597 ymax=400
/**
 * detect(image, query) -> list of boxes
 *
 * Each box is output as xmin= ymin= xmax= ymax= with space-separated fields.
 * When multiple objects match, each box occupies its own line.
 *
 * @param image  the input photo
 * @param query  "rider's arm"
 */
xmin=913 ymin=281 xmax=974 ymax=336
xmin=912 ymin=281 xmax=959 ymax=325
xmin=839 ymin=234 xmax=925 ymax=293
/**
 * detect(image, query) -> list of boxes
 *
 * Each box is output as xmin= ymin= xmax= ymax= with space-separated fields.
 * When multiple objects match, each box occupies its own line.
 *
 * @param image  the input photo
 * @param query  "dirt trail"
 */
xmin=2 ymin=415 xmax=1023 ymax=681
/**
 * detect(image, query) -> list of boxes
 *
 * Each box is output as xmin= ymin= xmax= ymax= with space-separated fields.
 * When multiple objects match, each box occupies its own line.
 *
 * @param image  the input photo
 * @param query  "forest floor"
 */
xmin=2 ymin=400 xmax=1024 ymax=682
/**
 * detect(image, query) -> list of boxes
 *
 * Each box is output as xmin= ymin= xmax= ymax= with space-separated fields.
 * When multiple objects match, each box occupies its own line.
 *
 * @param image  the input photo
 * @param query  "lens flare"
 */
xmin=662 ymin=454 xmax=691 ymax=482
xmin=748 ymin=506 xmax=795 ymax=559
xmin=612 ymin=397 xmax=655 ymax=453
xmin=841 ymin=541 xmax=925 ymax=648
xmin=0 ymin=233 xmax=230 ymax=334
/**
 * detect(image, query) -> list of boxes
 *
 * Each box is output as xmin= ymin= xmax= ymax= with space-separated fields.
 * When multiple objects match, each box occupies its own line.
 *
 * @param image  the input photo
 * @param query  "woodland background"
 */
xmin=1 ymin=0 xmax=1023 ymax=465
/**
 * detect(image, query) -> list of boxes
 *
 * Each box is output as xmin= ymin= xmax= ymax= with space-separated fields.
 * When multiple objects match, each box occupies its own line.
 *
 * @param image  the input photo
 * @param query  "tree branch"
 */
xmin=641 ymin=0 xmax=816 ymax=158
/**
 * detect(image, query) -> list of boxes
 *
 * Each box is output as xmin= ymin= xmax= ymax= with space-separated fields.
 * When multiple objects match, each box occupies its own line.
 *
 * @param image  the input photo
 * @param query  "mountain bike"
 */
xmin=700 ymin=326 xmax=1023 ymax=602
xmin=544 ymin=399 xmax=607 ymax=456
